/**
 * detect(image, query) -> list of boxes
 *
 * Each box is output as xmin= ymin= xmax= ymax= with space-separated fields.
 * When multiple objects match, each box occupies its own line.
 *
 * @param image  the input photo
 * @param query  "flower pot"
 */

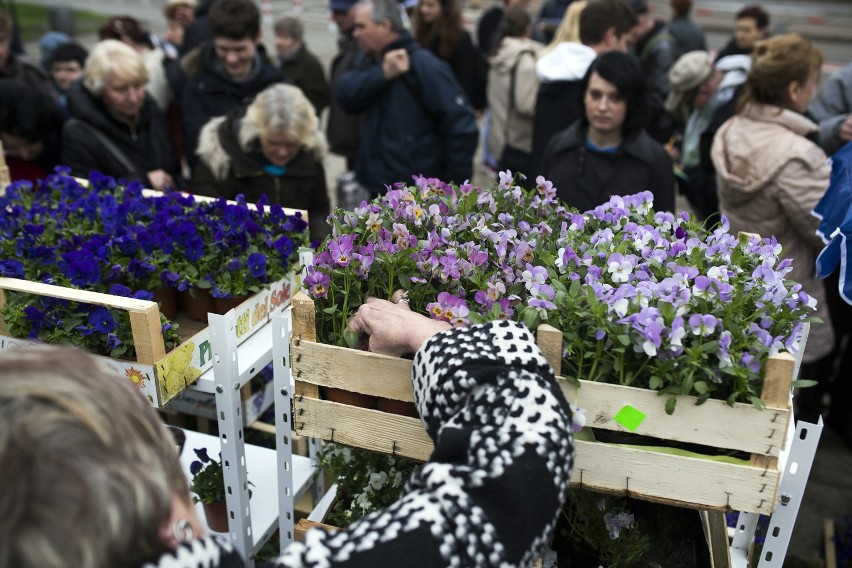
xmin=376 ymin=397 xmax=420 ymax=418
xmin=152 ymin=287 xmax=178 ymax=321
xmin=321 ymin=387 xmax=376 ymax=409
xmin=213 ymin=294 xmax=251 ymax=315
xmin=202 ymin=501 xmax=229 ymax=533
xmin=179 ymin=288 xmax=215 ymax=322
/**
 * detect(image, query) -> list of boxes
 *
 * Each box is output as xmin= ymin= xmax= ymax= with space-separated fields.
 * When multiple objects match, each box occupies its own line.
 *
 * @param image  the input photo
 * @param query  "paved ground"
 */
xmin=18 ymin=0 xmax=852 ymax=564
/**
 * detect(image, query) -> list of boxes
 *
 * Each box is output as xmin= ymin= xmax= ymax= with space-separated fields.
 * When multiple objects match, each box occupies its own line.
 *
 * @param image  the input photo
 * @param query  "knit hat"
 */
xmin=664 ymin=50 xmax=714 ymax=113
xmin=330 ymin=0 xmax=358 ymax=12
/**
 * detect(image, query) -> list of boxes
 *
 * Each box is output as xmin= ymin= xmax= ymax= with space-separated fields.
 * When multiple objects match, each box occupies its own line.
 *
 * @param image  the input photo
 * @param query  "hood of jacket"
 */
xmin=712 ymin=103 xmax=825 ymax=204
xmin=489 ymin=37 xmax=543 ymax=74
xmin=535 ymin=42 xmax=596 ymax=83
xmin=196 ymin=106 xmax=321 ymax=180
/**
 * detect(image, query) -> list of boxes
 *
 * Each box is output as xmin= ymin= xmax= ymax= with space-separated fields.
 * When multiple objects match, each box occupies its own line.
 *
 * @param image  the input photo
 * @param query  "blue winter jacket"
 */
xmin=335 ymin=33 xmax=478 ymax=195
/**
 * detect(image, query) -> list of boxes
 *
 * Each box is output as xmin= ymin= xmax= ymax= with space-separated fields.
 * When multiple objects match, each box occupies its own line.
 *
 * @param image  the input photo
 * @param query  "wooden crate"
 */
xmin=291 ymin=291 xmax=795 ymax=516
xmin=0 ymin=141 xmax=10 ymax=195
xmin=0 ymin=275 xmax=296 ymax=407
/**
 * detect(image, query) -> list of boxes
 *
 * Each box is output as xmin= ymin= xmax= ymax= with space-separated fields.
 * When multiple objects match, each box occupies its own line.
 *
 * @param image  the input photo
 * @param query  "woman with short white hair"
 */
xmin=192 ymin=83 xmax=331 ymax=243
xmin=60 ymin=39 xmax=180 ymax=191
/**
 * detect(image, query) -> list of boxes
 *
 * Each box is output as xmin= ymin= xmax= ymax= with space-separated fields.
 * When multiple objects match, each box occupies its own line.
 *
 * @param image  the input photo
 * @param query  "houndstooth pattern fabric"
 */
xmin=154 ymin=321 xmax=574 ymax=568
xmin=273 ymin=320 xmax=575 ymax=567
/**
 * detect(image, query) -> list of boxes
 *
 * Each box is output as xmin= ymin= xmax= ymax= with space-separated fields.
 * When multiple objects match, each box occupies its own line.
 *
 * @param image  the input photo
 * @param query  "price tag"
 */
xmin=613 ymin=405 xmax=646 ymax=432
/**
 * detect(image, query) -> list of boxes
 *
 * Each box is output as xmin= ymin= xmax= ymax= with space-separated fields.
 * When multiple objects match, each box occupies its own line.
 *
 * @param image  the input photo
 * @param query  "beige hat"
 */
xmin=664 ymin=50 xmax=714 ymax=113
xmin=163 ymin=0 xmax=198 ymax=18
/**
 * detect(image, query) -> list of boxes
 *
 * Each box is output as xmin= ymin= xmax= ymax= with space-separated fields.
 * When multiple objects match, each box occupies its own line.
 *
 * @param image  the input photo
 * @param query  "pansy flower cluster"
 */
xmin=306 ymin=173 xmax=816 ymax=412
xmin=0 ymin=169 xmax=308 ymax=359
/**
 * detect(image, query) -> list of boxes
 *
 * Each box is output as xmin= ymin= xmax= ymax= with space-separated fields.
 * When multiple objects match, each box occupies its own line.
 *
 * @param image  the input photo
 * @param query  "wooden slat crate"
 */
xmin=0 ymin=275 xmax=296 ymax=407
xmin=291 ymin=291 xmax=795 ymax=515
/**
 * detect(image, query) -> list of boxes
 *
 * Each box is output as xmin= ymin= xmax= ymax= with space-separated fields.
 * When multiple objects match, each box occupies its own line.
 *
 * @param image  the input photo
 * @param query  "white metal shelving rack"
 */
xmin=181 ymin=308 xmax=316 ymax=566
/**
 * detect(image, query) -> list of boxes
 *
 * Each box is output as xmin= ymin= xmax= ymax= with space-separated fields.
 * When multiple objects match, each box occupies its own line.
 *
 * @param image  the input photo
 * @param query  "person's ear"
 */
xmin=254 ymin=32 xmax=262 ymax=45
xmin=787 ymin=80 xmax=804 ymax=109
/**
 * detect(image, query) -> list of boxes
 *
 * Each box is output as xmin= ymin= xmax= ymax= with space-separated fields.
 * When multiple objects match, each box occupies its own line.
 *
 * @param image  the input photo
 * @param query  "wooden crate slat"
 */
xmin=557 ymin=377 xmax=788 ymax=457
xmin=293 ymin=341 xmax=414 ymax=401
xmin=0 ymin=277 xmax=160 ymax=311
xmin=571 ymin=440 xmax=780 ymax=515
xmin=294 ymin=396 xmax=433 ymax=459
xmin=292 ymin=338 xmax=789 ymax=455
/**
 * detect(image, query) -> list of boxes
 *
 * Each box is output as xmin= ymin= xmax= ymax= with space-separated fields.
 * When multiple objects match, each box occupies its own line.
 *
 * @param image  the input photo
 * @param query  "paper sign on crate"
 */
xmin=0 ymin=274 xmax=296 ymax=407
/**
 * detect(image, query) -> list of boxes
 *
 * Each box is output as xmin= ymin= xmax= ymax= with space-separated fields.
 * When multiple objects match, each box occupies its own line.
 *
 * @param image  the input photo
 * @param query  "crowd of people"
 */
xmin=1 ymin=0 xmax=852 ymax=565
xmin=1 ymin=0 xmax=851 ymax=440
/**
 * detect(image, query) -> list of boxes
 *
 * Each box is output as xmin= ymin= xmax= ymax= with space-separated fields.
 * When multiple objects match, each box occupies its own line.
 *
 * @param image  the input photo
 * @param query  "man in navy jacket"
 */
xmin=336 ymin=0 xmax=478 ymax=195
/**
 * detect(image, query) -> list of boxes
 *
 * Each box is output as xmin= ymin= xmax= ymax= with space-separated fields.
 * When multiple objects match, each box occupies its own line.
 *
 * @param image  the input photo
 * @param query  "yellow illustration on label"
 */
xmin=156 ymin=340 xmax=201 ymax=403
xmin=124 ymin=367 xmax=148 ymax=391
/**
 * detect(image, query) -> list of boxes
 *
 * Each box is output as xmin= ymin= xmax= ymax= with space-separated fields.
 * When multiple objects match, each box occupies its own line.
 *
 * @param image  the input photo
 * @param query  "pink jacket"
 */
xmin=711 ymin=102 xmax=834 ymax=362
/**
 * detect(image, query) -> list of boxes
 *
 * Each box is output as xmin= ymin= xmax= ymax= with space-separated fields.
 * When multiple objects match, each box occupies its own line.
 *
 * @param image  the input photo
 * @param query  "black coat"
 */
xmin=191 ymin=109 xmax=330 ymax=243
xmin=61 ymin=81 xmax=179 ymax=185
xmin=634 ymin=21 xmax=676 ymax=144
xmin=426 ymin=30 xmax=487 ymax=111
xmin=280 ymin=43 xmax=330 ymax=117
xmin=326 ymin=32 xmax=363 ymax=164
xmin=531 ymin=78 xmax=584 ymax=174
xmin=540 ymin=122 xmax=675 ymax=213
xmin=180 ymin=42 xmax=285 ymax=171
xmin=335 ymin=33 xmax=478 ymax=195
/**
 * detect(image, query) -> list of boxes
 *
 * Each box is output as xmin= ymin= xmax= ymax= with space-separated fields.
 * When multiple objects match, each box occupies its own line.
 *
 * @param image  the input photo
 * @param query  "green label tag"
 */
xmin=613 ymin=405 xmax=646 ymax=432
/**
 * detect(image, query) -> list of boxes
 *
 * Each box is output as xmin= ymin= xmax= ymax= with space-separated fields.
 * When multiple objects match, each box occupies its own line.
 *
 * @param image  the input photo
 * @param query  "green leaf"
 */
xmin=343 ymin=330 xmax=359 ymax=348
xmin=616 ymin=334 xmax=631 ymax=346
xmin=665 ymin=396 xmax=677 ymax=415
xmin=693 ymin=381 xmax=708 ymax=394
xmin=648 ymin=375 xmax=662 ymax=390
xmin=791 ymin=379 xmax=818 ymax=388
xmin=522 ymin=308 xmax=540 ymax=330
xmin=322 ymin=306 xmax=339 ymax=315
xmin=749 ymin=396 xmax=766 ymax=410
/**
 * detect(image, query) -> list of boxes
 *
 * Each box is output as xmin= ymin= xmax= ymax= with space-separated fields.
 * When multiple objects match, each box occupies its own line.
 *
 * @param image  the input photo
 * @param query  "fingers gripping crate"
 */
xmin=291 ymin=291 xmax=795 ymax=516
xmin=0 ymin=275 xmax=296 ymax=407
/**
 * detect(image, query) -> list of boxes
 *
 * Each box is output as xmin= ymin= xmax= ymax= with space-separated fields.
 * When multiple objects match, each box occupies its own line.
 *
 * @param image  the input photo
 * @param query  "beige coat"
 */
xmin=486 ymin=37 xmax=543 ymax=160
xmin=711 ymin=103 xmax=834 ymax=361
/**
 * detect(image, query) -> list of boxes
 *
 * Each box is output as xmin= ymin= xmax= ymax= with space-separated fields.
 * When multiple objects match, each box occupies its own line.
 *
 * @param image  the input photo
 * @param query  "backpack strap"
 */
xmin=66 ymin=118 xmax=137 ymax=175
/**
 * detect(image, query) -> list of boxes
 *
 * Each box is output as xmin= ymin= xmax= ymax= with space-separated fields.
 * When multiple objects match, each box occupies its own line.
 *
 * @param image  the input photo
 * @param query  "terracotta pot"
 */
xmin=321 ymin=387 xmax=376 ymax=409
xmin=151 ymin=287 xmax=178 ymax=321
xmin=179 ymin=288 xmax=215 ymax=322
xmin=376 ymin=397 xmax=420 ymax=418
xmin=202 ymin=501 xmax=229 ymax=533
xmin=213 ymin=294 xmax=251 ymax=315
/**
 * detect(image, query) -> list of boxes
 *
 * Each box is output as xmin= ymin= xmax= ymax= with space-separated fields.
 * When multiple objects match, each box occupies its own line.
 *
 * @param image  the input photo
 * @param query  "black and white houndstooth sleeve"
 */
xmin=272 ymin=320 xmax=575 ymax=568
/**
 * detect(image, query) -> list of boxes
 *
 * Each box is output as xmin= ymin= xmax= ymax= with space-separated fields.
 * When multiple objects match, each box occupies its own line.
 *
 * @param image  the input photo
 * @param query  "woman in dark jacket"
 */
xmin=61 ymin=40 xmax=180 ymax=191
xmin=540 ymin=51 xmax=675 ymax=212
xmin=192 ymin=83 xmax=331 ymax=244
xmin=412 ymin=0 xmax=487 ymax=112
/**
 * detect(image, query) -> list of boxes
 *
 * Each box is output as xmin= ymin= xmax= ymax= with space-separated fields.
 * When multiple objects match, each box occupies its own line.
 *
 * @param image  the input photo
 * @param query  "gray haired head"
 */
xmin=358 ymin=0 xmax=405 ymax=34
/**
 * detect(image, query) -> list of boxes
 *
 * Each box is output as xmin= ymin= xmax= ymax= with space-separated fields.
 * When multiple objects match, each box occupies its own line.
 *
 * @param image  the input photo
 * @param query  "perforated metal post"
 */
xmin=210 ymin=312 xmax=254 ymax=565
xmin=730 ymin=416 xmax=823 ymax=568
xmin=272 ymin=309 xmax=296 ymax=552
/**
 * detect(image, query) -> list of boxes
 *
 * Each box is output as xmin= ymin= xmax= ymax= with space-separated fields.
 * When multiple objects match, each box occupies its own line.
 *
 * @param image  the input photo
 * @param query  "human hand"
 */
xmin=840 ymin=114 xmax=852 ymax=142
xmin=382 ymin=49 xmax=410 ymax=80
xmin=147 ymin=169 xmax=176 ymax=192
xmin=347 ymin=290 xmax=452 ymax=357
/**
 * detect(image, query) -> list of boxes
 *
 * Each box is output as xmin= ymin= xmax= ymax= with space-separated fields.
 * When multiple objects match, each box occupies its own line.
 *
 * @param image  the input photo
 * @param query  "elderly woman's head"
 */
xmin=0 ymin=345 xmax=195 ymax=567
xmin=240 ymin=83 xmax=323 ymax=167
xmin=739 ymin=33 xmax=822 ymax=114
xmin=84 ymin=39 xmax=149 ymax=122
